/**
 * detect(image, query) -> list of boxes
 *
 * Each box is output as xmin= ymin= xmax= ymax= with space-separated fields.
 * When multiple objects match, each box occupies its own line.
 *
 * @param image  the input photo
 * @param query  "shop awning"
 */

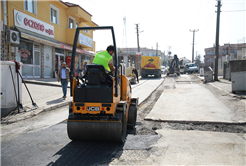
xmin=59 ymin=42 xmax=94 ymax=55
xmin=16 ymin=27 xmax=61 ymax=48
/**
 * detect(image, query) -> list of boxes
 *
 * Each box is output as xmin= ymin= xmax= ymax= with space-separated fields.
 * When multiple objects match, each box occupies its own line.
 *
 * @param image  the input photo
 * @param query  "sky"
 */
xmin=70 ymin=0 xmax=245 ymax=61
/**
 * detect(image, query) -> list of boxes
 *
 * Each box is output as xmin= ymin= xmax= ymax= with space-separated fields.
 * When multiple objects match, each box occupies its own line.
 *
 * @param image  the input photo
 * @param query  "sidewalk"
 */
xmin=1 ymin=78 xmax=72 ymax=124
xmin=198 ymin=75 xmax=246 ymax=99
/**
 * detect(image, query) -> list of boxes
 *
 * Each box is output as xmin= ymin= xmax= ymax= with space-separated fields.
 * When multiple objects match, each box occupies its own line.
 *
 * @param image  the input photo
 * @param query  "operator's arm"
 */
xmin=108 ymin=59 xmax=115 ymax=71
xmin=109 ymin=63 xmax=115 ymax=71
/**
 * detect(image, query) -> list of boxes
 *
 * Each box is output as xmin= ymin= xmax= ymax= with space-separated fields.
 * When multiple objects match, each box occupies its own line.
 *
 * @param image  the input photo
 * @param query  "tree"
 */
xmin=195 ymin=54 xmax=201 ymax=69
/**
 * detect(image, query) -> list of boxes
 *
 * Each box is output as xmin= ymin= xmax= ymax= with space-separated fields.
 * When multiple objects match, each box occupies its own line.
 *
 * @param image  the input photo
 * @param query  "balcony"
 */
xmin=66 ymin=6 xmax=91 ymax=23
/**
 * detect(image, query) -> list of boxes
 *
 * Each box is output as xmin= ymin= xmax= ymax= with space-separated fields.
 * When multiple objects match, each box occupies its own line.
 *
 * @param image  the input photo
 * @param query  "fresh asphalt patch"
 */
xmin=123 ymin=135 xmax=161 ymax=150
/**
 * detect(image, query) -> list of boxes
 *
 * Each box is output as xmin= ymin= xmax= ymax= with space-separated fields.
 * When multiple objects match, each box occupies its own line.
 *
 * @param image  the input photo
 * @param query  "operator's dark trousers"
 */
xmin=61 ymin=79 xmax=68 ymax=97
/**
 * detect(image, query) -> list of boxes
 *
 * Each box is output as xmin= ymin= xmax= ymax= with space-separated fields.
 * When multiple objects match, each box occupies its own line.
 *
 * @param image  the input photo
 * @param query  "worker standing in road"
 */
xmin=132 ymin=68 xmax=139 ymax=83
xmin=57 ymin=62 xmax=70 ymax=99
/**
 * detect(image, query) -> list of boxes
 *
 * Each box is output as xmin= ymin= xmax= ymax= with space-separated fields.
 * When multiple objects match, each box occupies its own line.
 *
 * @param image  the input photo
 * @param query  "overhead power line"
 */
xmin=222 ymin=10 xmax=246 ymax=12
xmin=204 ymin=13 xmax=216 ymax=31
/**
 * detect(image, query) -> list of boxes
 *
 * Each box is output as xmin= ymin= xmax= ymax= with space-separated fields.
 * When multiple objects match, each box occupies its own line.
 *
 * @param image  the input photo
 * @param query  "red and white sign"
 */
xmin=14 ymin=9 xmax=54 ymax=38
xmin=136 ymin=52 xmax=142 ymax=57
xmin=60 ymin=43 xmax=94 ymax=55
xmin=0 ymin=21 xmax=3 ymax=31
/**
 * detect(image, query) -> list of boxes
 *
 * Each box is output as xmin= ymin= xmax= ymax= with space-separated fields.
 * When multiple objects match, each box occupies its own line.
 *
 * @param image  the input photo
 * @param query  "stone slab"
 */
xmin=145 ymin=83 xmax=245 ymax=123
xmin=154 ymin=129 xmax=246 ymax=165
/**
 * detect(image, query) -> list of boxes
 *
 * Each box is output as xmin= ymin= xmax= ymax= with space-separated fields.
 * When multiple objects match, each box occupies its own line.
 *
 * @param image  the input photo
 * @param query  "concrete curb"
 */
xmin=144 ymin=118 xmax=246 ymax=125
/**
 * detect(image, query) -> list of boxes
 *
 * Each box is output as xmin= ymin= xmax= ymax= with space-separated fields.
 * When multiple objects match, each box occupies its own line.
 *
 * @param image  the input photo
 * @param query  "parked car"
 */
xmin=184 ymin=63 xmax=198 ymax=74
xmin=161 ymin=66 xmax=166 ymax=74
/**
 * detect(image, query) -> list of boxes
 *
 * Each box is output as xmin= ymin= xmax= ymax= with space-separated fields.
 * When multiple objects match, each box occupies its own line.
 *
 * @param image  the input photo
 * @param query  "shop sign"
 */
xmin=0 ymin=21 xmax=3 ymax=31
xmin=136 ymin=52 xmax=142 ymax=57
xmin=78 ymin=33 xmax=93 ymax=48
xmin=14 ymin=9 xmax=54 ymax=38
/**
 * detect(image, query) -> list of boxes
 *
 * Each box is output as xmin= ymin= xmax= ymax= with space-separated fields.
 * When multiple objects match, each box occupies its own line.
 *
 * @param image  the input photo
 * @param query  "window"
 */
xmin=206 ymin=51 xmax=214 ymax=55
xmin=69 ymin=16 xmax=76 ymax=29
xmin=24 ymin=0 xmax=37 ymax=14
xmin=18 ymin=41 xmax=33 ymax=65
xmin=76 ymin=22 xmax=78 ymax=28
xmin=84 ymin=24 xmax=90 ymax=33
xmin=50 ymin=4 xmax=59 ymax=25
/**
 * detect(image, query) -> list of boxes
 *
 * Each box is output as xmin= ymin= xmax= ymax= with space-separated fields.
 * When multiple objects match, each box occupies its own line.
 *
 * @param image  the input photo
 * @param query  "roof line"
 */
xmin=60 ymin=0 xmax=92 ymax=16
xmin=92 ymin=21 xmax=98 ymax=27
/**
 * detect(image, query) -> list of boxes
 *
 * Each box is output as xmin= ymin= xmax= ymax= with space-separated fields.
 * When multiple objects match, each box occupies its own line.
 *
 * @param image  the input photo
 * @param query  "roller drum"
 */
xmin=67 ymin=114 xmax=127 ymax=142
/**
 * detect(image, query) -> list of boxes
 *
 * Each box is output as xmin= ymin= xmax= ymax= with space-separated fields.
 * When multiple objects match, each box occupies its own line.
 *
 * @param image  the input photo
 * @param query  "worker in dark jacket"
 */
xmin=132 ymin=68 xmax=139 ymax=83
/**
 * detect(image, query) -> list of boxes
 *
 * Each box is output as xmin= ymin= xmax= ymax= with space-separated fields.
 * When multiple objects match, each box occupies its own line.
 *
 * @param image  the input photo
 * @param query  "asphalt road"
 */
xmin=2 ymin=74 xmax=245 ymax=166
xmin=1 ymin=75 xmax=164 ymax=166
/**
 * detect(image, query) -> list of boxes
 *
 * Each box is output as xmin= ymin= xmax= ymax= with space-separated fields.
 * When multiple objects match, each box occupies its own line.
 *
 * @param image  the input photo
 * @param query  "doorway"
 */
xmin=55 ymin=53 xmax=65 ymax=74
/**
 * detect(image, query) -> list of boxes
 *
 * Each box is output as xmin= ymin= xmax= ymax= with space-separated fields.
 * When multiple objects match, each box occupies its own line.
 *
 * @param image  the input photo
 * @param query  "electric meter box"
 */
xmin=0 ymin=61 xmax=22 ymax=117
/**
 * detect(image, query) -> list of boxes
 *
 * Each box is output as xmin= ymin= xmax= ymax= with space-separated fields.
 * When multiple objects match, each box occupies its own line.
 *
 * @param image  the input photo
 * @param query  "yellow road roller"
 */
xmin=67 ymin=26 xmax=138 ymax=142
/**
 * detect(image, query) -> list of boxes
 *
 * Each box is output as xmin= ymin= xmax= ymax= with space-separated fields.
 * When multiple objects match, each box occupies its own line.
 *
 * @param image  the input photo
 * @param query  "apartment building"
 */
xmin=204 ymin=43 xmax=246 ymax=69
xmin=1 ymin=0 xmax=97 ymax=78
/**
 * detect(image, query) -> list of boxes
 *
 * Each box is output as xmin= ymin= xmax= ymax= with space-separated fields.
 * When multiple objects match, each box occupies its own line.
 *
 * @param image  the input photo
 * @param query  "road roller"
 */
xmin=67 ymin=26 xmax=138 ymax=142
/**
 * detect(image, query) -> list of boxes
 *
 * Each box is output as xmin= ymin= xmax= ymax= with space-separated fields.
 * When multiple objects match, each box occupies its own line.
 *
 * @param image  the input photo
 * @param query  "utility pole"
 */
xmin=214 ymin=0 xmax=222 ymax=81
xmin=190 ymin=29 xmax=199 ymax=63
xmin=135 ymin=24 xmax=143 ymax=72
xmin=135 ymin=24 xmax=140 ymax=52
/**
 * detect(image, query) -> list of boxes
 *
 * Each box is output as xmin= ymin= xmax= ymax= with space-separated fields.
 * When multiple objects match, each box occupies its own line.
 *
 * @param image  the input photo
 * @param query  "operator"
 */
xmin=93 ymin=45 xmax=115 ymax=73
xmin=92 ymin=45 xmax=116 ymax=86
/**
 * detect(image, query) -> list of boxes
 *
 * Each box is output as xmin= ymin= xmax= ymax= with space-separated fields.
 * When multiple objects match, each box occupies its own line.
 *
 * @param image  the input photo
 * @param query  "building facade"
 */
xmin=204 ymin=43 xmax=246 ymax=70
xmin=1 ymin=0 xmax=97 ymax=78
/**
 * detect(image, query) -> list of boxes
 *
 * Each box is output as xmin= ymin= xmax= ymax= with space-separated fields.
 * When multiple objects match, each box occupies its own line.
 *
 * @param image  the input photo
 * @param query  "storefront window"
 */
xmin=85 ymin=55 xmax=90 ymax=61
xmin=55 ymin=48 xmax=64 ymax=54
xmin=18 ymin=41 xmax=33 ymax=64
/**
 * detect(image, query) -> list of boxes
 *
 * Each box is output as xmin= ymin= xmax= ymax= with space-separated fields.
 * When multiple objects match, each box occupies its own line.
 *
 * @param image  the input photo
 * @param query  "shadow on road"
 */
xmin=46 ymin=98 xmax=64 ymax=105
xmin=46 ymin=141 xmax=124 ymax=166
xmin=141 ymin=76 xmax=163 ymax=80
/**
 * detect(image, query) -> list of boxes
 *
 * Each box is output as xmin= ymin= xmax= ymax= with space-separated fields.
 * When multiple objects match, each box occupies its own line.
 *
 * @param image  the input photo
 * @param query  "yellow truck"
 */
xmin=141 ymin=56 xmax=162 ymax=78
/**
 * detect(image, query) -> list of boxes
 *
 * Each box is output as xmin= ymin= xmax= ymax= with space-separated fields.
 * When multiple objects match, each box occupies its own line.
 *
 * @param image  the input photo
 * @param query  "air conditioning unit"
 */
xmin=6 ymin=30 xmax=20 ymax=44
